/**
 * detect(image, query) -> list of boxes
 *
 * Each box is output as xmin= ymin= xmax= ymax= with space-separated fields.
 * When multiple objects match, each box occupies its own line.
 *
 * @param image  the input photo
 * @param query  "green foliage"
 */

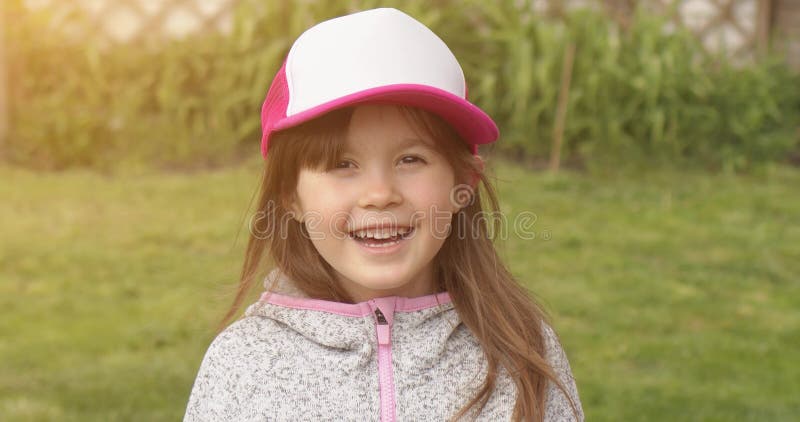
xmin=5 ymin=0 xmax=800 ymax=172
xmin=461 ymin=1 xmax=800 ymax=172
xmin=5 ymin=1 xmax=349 ymax=171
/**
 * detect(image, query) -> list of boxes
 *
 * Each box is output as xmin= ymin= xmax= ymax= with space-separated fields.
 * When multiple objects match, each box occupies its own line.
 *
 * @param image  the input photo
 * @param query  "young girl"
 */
xmin=184 ymin=7 xmax=583 ymax=422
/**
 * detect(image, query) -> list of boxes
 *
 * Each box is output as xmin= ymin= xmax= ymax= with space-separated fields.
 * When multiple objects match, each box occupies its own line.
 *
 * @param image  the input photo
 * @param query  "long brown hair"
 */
xmin=220 ymin=104 xmax=579 ymax=421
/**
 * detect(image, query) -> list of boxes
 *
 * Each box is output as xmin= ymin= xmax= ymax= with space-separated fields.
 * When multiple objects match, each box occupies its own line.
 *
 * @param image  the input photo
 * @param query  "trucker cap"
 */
xmin=260 ymin=7 xmax=499 ymax=157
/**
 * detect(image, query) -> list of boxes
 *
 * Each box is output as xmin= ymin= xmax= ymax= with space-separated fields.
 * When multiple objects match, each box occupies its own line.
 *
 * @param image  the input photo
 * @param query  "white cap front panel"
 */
xmin=284 ymin=8 xmax=466 ymax=116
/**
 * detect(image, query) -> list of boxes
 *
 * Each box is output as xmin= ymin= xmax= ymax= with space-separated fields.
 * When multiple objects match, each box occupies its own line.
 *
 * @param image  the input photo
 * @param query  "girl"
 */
xmin=184 ymin=7 xmax=583 ymax=422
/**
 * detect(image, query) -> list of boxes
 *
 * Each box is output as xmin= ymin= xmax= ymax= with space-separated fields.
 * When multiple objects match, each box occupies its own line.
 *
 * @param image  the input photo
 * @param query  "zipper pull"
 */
xmin=369 ymin=298 xmax=396 ymax=346
xmin=373 ymin=307 xmax=391 ymax=345
xmin=374 ymin=308 xmax=388 ymax=325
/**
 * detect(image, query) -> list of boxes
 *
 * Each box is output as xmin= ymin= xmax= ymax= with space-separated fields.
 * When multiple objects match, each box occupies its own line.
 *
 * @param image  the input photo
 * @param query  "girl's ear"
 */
xmin=470 ymin=154 xmax=485 ymax=188
xmin=284 ymin=194 xmax=304 ymax=223
xmin=453 ymin=155 xmax=484 ymax=213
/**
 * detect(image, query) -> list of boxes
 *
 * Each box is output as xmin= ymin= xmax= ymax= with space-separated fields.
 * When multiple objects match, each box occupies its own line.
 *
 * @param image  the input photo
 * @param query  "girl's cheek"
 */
xmin=301 ymin=212 xmax=327 ymax=237
xmin=419 ymin=184 xmax=458 ymax=209
xmin=328 ymin=212 xmax=352 ymax=239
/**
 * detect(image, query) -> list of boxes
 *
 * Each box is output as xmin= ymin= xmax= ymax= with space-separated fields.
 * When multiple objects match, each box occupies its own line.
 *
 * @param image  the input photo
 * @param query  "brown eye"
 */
xmin=399 ymin=155 xmax=425 ymax=165
xmin=335 ymin=160 xmax=355 ymax=169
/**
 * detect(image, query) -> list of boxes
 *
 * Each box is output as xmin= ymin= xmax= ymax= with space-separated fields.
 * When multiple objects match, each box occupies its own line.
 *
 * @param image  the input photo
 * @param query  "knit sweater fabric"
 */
xmin=183 ymin=270 xmax=584 ymax=421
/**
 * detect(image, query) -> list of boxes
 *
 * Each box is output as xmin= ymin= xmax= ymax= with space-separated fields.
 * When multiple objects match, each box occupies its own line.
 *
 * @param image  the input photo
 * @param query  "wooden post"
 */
xmin=549 ymin=42 xmax=576 ymax=173
xmin=756 ymin=0 xmax=772 ymax=56
xmin=0 ymin=2 xmax=7 ymax=162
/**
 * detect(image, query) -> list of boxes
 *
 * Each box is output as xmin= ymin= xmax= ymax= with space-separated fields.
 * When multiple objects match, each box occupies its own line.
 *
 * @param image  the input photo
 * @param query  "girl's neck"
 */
xmin=336 ymin=267 xmax=439 ymax=303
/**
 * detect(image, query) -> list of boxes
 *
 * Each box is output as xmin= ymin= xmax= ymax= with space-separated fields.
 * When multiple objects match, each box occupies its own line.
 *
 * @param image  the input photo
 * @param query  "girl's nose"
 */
xmin=357 ymin=170 xmax=403 ymax=210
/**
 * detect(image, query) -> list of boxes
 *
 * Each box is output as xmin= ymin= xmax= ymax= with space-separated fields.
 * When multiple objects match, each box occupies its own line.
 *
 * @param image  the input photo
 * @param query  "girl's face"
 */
xmin=290 ymin=104 xmax=462 ymax=302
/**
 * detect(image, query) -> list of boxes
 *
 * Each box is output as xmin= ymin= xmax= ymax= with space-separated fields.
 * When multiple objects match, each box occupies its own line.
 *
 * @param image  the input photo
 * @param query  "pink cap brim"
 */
xmin=261 ymin=84 xmax=498 ymax=157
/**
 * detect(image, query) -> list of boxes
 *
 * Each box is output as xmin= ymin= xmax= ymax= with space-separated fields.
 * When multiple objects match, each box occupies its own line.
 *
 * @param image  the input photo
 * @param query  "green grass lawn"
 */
xmin=1 ymin=157 xmax=798 ymax=421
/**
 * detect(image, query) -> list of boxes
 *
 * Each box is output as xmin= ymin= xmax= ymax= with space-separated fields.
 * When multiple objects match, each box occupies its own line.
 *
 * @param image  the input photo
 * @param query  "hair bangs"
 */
xmin=281 ymin=107 xmax=354 ymax=172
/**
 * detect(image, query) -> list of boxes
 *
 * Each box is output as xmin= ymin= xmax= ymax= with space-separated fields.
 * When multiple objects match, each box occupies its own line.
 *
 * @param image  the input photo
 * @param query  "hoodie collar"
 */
xmin=258 ymin=268 xmax=453 ymax=316
xmin=243 ymin=269 xmax=457 ymax=349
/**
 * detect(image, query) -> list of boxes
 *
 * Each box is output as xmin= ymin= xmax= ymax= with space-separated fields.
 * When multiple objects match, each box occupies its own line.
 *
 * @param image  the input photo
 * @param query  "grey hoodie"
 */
xmin=183 ymin=270 xmax=584 ymax=421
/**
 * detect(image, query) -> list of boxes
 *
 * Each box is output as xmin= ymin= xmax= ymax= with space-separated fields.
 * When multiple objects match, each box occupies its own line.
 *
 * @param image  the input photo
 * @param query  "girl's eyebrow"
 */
xmin=396 ymin=137 xmax=435 ymax=151
xmin=342 ymin=137 xmax=435 ymax=154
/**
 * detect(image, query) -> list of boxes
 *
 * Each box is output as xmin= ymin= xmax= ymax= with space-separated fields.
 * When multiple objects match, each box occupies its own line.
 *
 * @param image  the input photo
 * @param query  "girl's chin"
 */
xmin=337 ymin=264 xmax=442 ymax=300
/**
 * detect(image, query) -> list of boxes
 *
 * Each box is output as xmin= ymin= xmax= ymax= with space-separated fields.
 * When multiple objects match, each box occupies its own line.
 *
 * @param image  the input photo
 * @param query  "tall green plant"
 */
xmin=459 ymin=0 xmax=799 ymax=172
xmin=5 ymin=1 xmax=352 ymax=171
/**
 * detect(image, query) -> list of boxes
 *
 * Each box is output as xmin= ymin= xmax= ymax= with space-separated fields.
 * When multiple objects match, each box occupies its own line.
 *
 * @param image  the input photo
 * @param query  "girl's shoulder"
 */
xmin=183 ymin=316 xmax=287 ymax=421
xmin=541 ymin=321 xmax=571 ymax=368
xmin=540 ymin=321 xmax=585 ymax=421
xmin=215 ymin=313 xmax=282 ymax=342
xmin=195 ymin=316 xmax=280 ymax=370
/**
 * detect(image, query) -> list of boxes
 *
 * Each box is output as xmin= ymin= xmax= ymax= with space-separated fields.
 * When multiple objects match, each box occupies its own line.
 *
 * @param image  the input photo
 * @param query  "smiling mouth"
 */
xmin=348 ymin=227 xmax=415 ymax=247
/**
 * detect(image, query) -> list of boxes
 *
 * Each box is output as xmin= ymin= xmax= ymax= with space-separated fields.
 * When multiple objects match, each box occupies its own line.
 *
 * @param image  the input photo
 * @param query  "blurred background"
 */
xmin=1 ymin=0 xmax=798 ymax=420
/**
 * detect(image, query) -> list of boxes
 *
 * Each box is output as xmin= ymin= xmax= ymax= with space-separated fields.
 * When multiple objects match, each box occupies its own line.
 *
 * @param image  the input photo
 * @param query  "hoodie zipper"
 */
xmin=369 ymin=299 xmax=396 ymax=422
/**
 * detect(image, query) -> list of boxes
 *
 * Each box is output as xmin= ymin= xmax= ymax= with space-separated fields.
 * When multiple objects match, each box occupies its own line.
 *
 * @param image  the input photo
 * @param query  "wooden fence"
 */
xmin=17 ymin=0 xmax=238 ymax=46
xmin=7 ymin=0 xmax=795 ymax=55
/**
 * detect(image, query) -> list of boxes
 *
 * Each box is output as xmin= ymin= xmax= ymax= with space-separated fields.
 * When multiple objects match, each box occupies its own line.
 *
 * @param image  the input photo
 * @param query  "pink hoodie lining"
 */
xmin=261 ymin=291 xmax=452 ymax=317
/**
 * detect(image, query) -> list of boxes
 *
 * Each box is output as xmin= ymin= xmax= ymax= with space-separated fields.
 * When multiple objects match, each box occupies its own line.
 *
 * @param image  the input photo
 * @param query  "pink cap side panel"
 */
xmin=260 ymin=60 xmax=291 ymax=158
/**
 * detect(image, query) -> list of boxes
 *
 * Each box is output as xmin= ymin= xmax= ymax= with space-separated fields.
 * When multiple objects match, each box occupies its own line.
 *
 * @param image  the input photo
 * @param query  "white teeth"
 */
xmin=351 ymin=227 xmax=412 ymax=239
xmin=363 ymin=238 xmax=401 ymax=247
